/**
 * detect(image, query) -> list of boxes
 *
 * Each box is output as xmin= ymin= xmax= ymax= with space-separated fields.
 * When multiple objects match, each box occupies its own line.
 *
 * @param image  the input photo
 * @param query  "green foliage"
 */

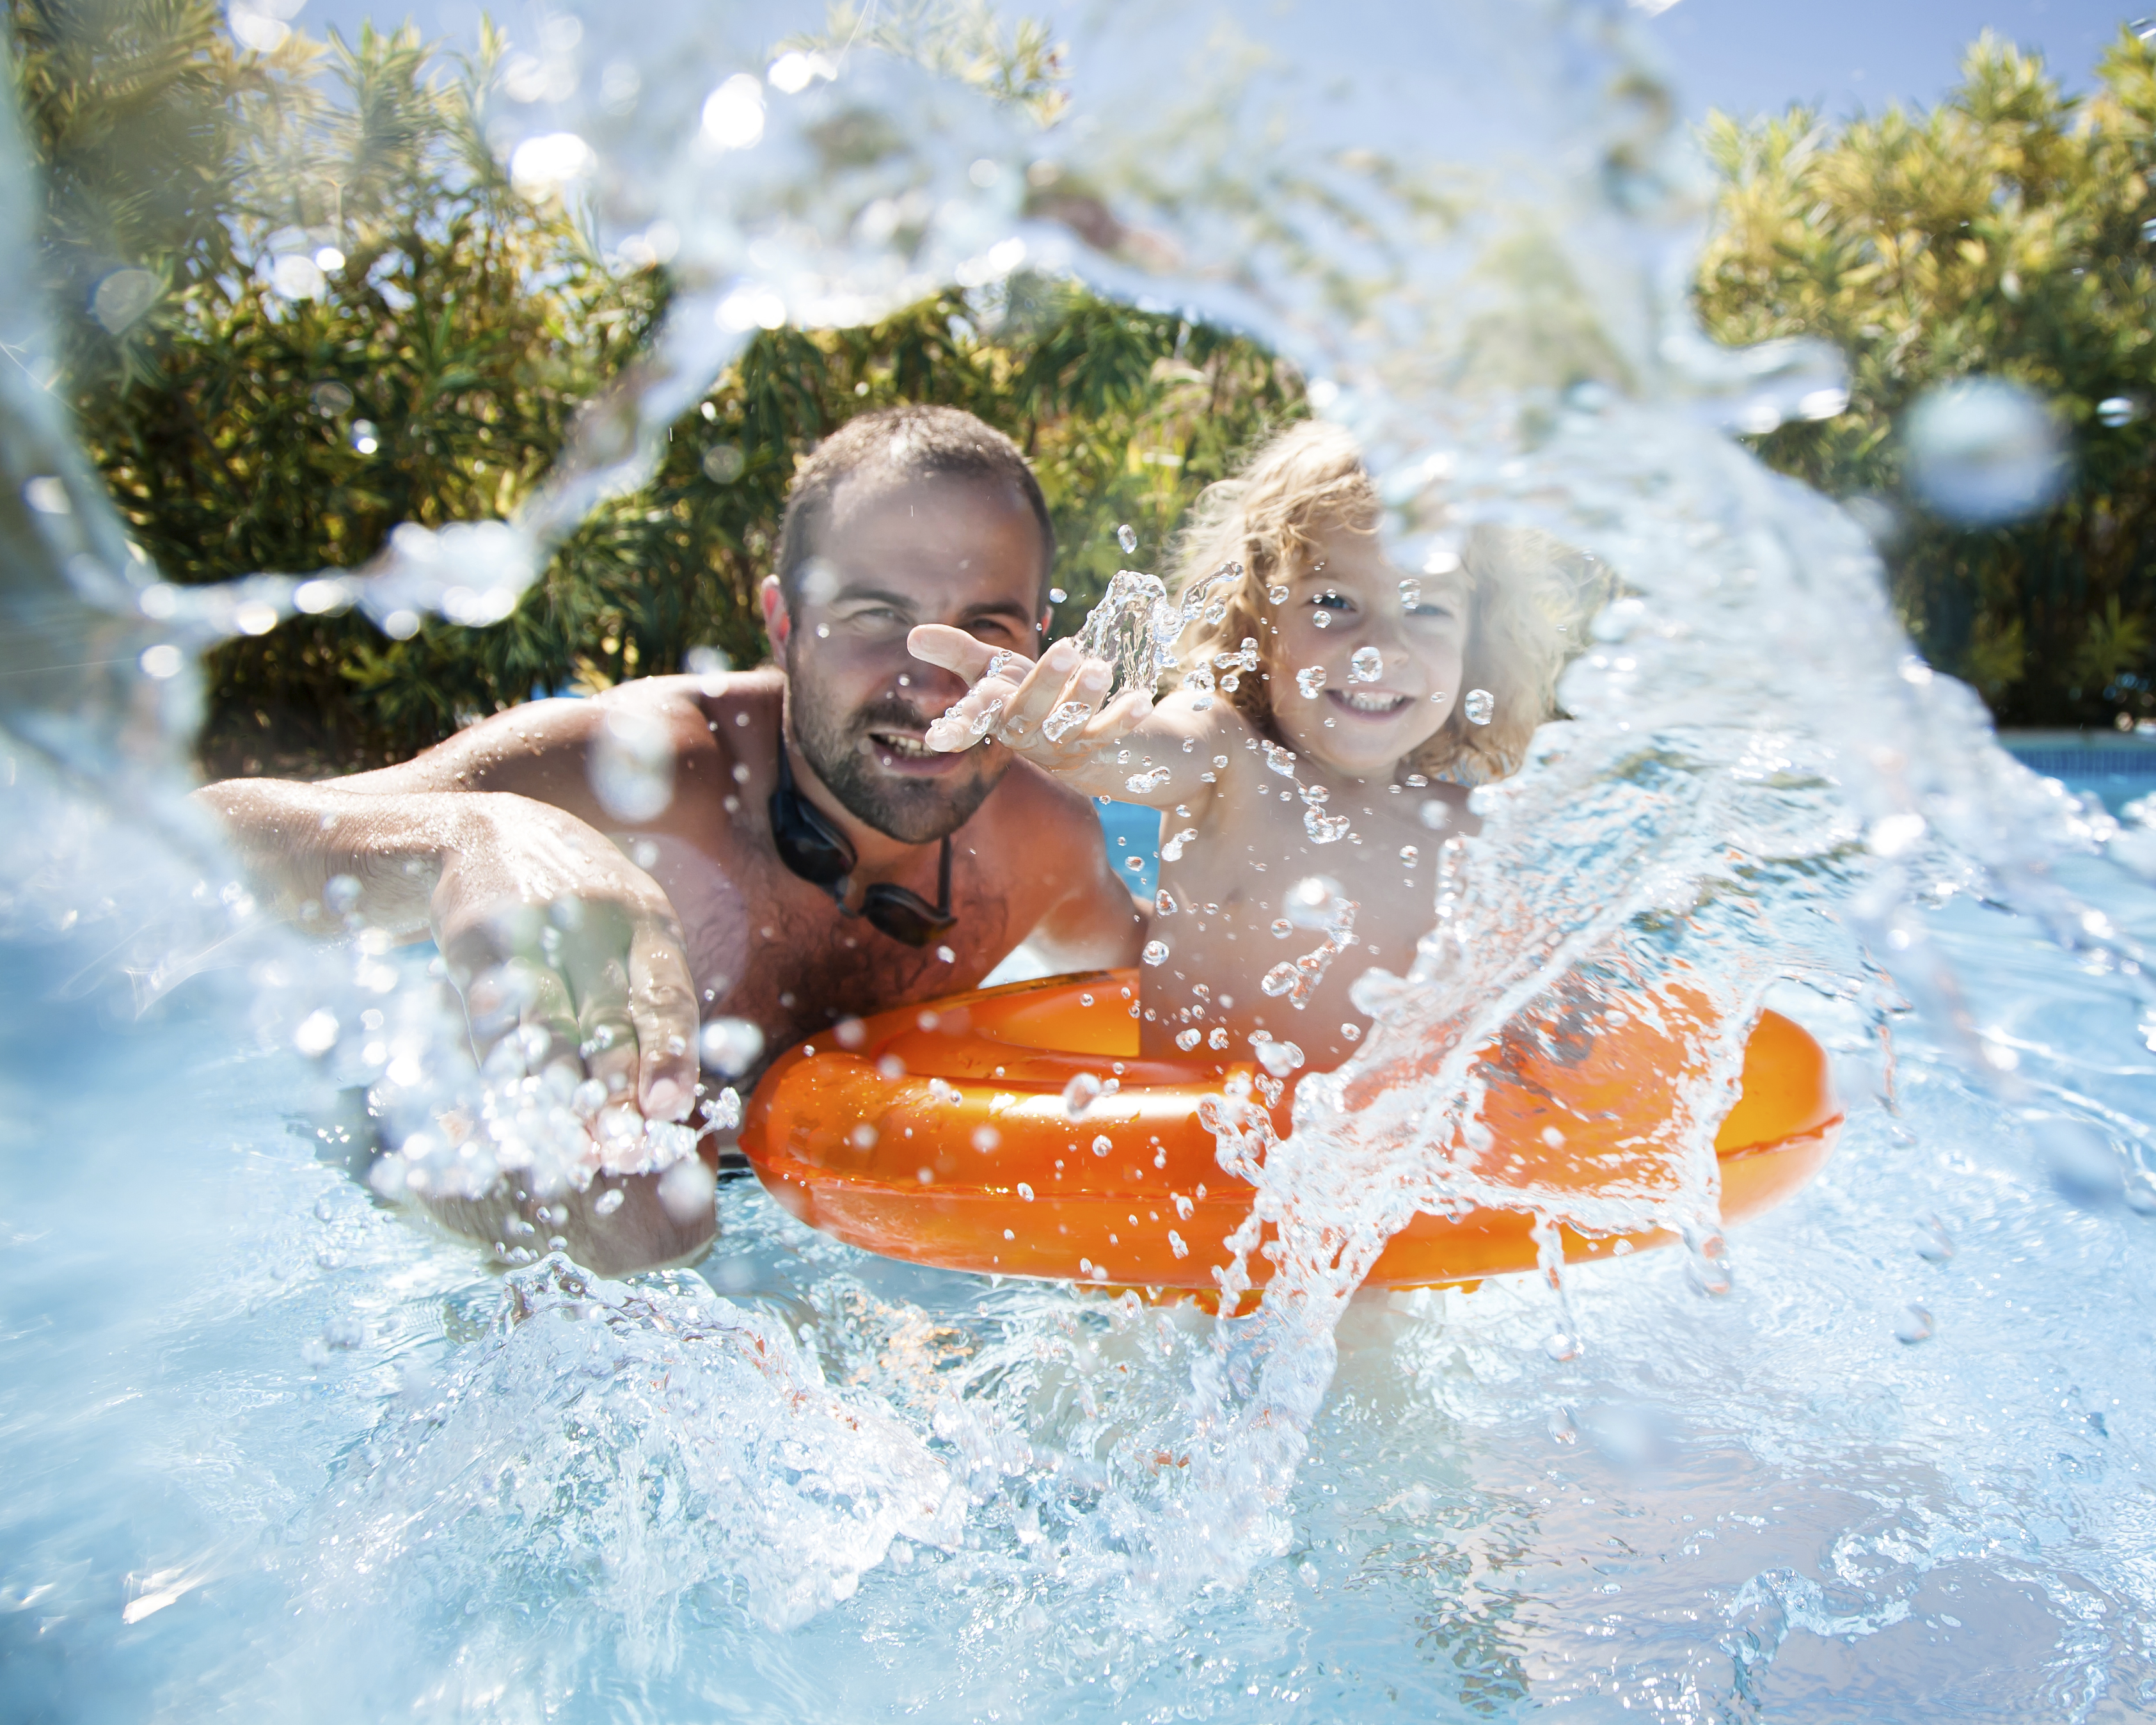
xmin=1695 ymin=28 xmax=2156 ymax=726
xmin=14 ymin=3 xmax=1297 ymax=772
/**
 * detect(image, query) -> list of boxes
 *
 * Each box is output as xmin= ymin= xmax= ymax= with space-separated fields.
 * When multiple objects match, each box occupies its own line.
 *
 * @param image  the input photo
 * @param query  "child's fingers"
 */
xmin=1076 ymin=687 xmax=1155 ymax=754
xmin=988 ymin=638 xmax=1081 ymax=742
xmin=918 ymin=635 xmax=1049 ymax=753
xmin=924 ymin=683 xmax=1011 ymax=751
xmin=907 ymin=623 xmax=996 ymax=683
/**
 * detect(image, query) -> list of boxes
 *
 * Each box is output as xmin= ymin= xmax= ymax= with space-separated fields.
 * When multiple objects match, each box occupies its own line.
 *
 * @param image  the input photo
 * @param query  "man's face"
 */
xmin=779 ymin=473 xmax=1047 ymax=843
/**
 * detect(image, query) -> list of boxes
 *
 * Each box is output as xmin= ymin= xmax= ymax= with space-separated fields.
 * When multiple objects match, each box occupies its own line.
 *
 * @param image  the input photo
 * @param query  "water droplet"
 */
xmin=1903 ymin=377 xmax=2067 ymax=525
xmin=2098 ymin=395 xmax=2140 ymax=429
xmin=1061 ymin=1072 xmax=1104 ymax=1118
xmin=1142 ymin=939 xmax=1169 ymax=966
xmin=1283 ymin=875 xmax=1346 ymax=928
xmin=1117 ymin=523 xmax=1138 ymax=554
xmin=1296 ymin=665 xmax=1327 ymax=698
xmin=1048 ymin=587 xmax=1067 ymax=604
xmin=1262 ymin=740 xmax=1298 ymax=777
xmin=1542 ymin=1331 xmax=1581 ymax=1362
xmin=293 ymin=1009 xmax=339 ymax=1057
xmin=1016 ymin=1181 xmax=1034 ymax=1202
xmin=1175 ymin=1027 xmax=1202 ymax=1050
xmin=1303 ymin=807 xmax=1351 ymax=843
xmin=1260 ymin=963 xmax=1301 ymax=998
xmin=1312 ymin=611 xmax=1331 ymax=630
xmin=1091 ymin=1134 xmax=1113 ymax=1156
xmin=1350 ymin=646 xmax=1383 ymax=683
xmin=1251 ymin=1037 xmax=1304 ymax=1076
xmin=350 ymin=419 xmax=379 ymax=456
xmin=698 ymin=1017 xmax=765 ymax=1076
xmin=1917 ymin=1215 xmax=1956 ymax=1262
xmin=1267 ymin=584 xmax=1290 ymax=605
xmin=1043 ymin=700 xmax=1090 ymax=742
xmin=1125 ymin=765 xmax=1171 ymax=793
xmin=589 ymin=710 xmax=678 ymax=822
xmin=1894 ymin=1305 xmax=1936 ymax=1344
xmin=1463 ymin=688 xmax=1494 ymax=726
xmin=1397 ymin=578 xmax=1420 ymax=607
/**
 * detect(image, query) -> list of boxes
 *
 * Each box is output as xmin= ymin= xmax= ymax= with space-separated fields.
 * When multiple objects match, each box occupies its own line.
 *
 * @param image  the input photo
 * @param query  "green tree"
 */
xmin=1695 ymin=28 xmax=2156 ymax=726
xmin=13 ymin=3 xmax=1301 ymax=773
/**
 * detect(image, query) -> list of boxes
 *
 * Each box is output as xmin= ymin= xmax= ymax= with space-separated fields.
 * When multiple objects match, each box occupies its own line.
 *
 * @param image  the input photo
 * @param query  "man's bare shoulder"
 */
xmin=322 ymin=675 xmax=767 ymax=814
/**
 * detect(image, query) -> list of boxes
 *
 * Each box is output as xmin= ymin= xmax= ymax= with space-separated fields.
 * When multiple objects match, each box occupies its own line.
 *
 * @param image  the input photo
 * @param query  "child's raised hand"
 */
xmin=908 ymin=626 xmax=1153 ymax=770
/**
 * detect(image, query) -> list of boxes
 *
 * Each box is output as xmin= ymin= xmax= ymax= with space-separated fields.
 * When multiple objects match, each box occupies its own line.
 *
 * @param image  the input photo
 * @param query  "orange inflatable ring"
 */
xmin=740 ymin=969 xmax=1841 ymax=1294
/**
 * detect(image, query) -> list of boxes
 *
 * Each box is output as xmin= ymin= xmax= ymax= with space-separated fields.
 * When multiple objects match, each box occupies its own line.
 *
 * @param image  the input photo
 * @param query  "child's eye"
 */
xmin=1312 ymin=591 xmax=1352 ymax=611
xmin=1406 ymin=601 xmax=1458 ymax=621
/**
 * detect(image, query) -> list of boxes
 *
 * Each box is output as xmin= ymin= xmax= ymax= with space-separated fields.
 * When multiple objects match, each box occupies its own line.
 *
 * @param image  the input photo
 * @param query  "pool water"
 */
xmin=6 ymin=838 xmax=2155 ymax=1720
xmin=10 ymin=0 xmax=2156 ymax=1716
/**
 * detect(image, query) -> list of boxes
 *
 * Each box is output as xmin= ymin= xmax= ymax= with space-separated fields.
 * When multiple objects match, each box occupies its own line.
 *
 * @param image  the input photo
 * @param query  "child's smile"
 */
xmin=1269 ymin=523 xmax=1468 ymax=779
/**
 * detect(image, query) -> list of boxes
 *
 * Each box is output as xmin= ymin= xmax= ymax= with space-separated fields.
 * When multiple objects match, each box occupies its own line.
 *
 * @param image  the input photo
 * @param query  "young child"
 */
xmin=911 ymin=421 xmax=1573 ymax=1073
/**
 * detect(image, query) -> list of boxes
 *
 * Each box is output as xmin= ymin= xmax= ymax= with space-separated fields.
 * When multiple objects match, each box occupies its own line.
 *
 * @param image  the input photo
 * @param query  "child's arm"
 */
xmin=909 ymin=626 xmax=1240 ymax=811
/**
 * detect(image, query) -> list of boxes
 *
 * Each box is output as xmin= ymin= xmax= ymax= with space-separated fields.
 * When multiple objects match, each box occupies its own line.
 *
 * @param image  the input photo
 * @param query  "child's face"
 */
xmin=1265 ymin=521 xmax=1468 ymax=779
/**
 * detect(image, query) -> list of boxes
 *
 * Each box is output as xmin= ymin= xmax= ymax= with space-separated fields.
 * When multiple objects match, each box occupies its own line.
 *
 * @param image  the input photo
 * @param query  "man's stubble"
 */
xmin=786 ymin=659 xmax=1004 ymax=845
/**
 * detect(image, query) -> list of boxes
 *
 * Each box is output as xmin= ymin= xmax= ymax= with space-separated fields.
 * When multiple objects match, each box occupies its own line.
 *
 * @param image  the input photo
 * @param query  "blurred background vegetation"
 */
xmin=12 ymin=3 xmax=2156 ymax=772
xmin=1696 ymin=29 xmax=2156 ymax=730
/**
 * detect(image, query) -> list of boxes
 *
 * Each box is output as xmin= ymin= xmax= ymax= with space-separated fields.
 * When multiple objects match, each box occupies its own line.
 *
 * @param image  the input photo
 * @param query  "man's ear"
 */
xmin=759 ymin=576 xmax=790 ymax=662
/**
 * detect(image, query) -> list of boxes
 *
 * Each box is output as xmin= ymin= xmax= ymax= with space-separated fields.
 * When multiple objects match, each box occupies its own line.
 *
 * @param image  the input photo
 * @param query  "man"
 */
xmin=204 ymin=406 xmax=1146 ymax=1270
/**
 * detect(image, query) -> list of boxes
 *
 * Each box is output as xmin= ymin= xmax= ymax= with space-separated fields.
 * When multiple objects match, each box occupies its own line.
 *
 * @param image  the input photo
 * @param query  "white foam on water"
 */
xmin=8 ymin=1 xmax=2156 ymax=1717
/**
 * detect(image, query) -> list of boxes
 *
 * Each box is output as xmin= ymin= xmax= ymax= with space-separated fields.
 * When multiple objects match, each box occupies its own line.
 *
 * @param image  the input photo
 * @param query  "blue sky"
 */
xmin=1642 ymin=0 xmax=2137 ymax=118
xmin=299 ymin=0 xmax=2137 ymax=123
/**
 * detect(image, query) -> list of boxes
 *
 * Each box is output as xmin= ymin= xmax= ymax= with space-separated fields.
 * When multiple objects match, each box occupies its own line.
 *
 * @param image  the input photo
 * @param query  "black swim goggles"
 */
xmin=769 ymin=742 xmax=957 ymax=949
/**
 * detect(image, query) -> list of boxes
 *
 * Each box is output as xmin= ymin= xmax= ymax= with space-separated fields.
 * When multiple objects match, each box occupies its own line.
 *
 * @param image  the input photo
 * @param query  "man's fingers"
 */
xmin=442 ymin=914 xmax=585 ymax=1076
xmin=511 ymin=959 xmax=583 ymax=1076
xmin=625 ymin=927 xmax=700 ymax=1120
xmin=573 ymin=954 xmax=642 ymax=1104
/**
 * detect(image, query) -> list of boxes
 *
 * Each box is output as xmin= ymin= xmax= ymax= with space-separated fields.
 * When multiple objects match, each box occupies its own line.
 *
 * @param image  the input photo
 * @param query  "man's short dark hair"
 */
xmin=775 ymin=405 xmax=1056 ymax=611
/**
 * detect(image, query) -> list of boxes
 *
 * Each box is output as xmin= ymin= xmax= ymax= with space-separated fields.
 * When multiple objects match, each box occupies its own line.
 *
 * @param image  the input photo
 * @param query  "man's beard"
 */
xmin=789 ymin=677 xmax=1003 ymax=844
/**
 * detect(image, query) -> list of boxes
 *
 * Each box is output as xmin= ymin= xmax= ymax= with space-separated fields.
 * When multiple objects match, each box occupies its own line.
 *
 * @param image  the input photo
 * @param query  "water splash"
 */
xmin=9 ymin=0 xmax=2156 ymax=1708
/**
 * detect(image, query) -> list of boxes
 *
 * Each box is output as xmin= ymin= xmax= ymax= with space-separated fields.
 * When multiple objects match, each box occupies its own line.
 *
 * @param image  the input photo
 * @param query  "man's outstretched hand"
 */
xmin=431 ymin=798 xmax=701 ymax=1126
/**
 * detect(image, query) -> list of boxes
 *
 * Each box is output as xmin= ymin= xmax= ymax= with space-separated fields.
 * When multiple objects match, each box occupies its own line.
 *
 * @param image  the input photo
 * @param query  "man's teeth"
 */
xmin=875 ymin=733 xmax=935 ymax=758
xmin=1341 ymin=690 xmax=1408 ymax=713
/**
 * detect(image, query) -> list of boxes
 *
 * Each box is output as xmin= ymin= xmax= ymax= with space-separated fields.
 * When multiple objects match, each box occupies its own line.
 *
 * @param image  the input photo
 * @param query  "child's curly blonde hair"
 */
xmin=1169 ymin=420 xmax=1586 ymax=784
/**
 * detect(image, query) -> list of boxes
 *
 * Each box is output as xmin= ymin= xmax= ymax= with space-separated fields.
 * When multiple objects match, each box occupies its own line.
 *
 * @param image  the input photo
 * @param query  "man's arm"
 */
xmin=200 ymin=776 xmax=701 ymax=1120
xmin=195 ymin=690 xmax=720 ymax=1274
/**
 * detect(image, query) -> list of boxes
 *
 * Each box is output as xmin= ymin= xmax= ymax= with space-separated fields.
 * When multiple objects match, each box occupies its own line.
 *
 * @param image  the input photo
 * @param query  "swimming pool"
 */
xmin=6 ymin=829 xmax=2154 ymax=1720
xmin=8 ymin=1 xmax=2156 ymax=1717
